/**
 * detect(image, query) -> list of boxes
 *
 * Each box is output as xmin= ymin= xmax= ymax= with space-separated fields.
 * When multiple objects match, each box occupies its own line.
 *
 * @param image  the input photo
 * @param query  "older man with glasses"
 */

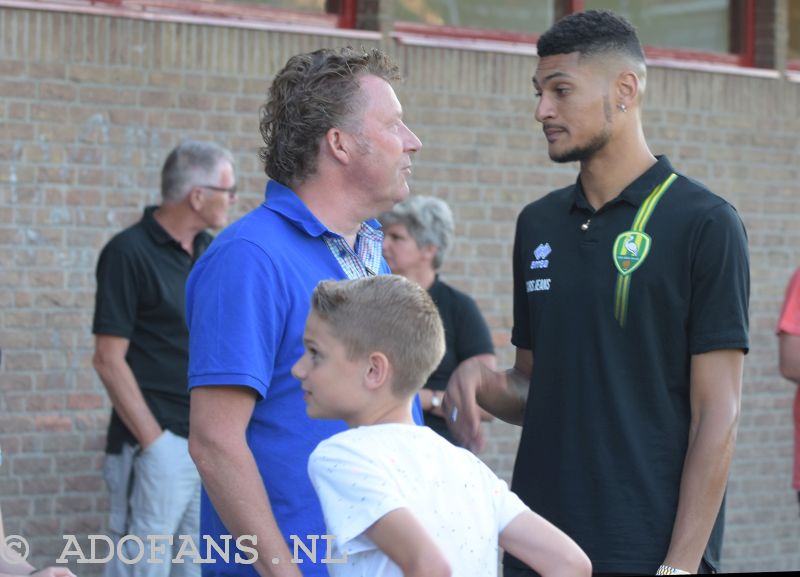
xmin=92 ymin=140 xmax=236 ymax=577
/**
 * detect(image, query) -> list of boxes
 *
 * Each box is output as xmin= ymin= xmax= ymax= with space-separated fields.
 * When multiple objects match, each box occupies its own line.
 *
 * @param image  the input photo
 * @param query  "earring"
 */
xmin=618 ymin=103 xmax=627 ymax=112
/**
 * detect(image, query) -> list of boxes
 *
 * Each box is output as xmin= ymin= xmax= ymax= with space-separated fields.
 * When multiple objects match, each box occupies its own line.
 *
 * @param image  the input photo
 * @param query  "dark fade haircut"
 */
xmin=537 ymin=9 xmax=645 ymax=65
xmin=310 ymin=275 xmax=445 ymax=398
xmin=258 ymin=46 xmax=400 ymax=190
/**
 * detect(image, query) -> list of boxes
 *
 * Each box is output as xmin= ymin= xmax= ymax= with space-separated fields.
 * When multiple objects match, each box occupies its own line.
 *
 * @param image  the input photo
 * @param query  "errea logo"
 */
xmin=530 ymin=243 xmax=551 ymax=270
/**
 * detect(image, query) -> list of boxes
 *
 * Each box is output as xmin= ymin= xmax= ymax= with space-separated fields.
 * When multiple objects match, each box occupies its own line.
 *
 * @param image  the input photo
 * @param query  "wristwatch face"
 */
xmin=431 ymin=394 xmax=441 ymax=408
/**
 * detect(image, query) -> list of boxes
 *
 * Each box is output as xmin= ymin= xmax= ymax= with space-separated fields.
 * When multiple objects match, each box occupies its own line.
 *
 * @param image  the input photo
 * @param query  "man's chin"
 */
xmin=549 ymin=148 xmax=582 ymax=164
xmin=395 ymin=185 xmax=411 ymax=203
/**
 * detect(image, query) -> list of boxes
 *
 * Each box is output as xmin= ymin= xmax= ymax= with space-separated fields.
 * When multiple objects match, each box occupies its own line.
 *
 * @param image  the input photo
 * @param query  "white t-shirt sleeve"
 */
xmin=484 ymin=462 xmax=529 ymax=534
xmin=308 ymin=433 xmax=407 ymax=556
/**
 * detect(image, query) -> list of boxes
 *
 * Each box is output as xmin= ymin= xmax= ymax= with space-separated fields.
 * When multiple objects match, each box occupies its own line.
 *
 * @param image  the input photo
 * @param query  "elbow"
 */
xmin=92 ymin=349 xmax=116 ymax=383
xmin=188 ymin=427 xmax=219 ymax=476
xmin=546 ymin=550 xmax=592 ymax=577
xmin=92 ymin=349 xmax=107 ymax=375
xmin=408 ymin=551 xmax=450 ymax=577
xmin=187 ymin=423 xmax=246 ymax=480
xmin=571 ymin=550 xmax=593 ymax=577
xmin=539 ymin=549 xmax=591 ymax=577
xmin=429 ymin=557 xmax=451 ymax=577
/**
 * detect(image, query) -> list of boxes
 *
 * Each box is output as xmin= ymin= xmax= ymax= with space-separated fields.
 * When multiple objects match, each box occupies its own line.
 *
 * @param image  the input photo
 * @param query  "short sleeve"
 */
xmin=778 ymin=269 xmax=800 ymax=336
xmin=92 ymin=243 xmax=138 ymax=338
xmin=454 ymin=293 xmax=494 ymax=360
xmin=688 ymin=203 xmax=750 ymax=354
xmin=511 ymin=209 xmax=532 ymax=350
xmin=308 ymin=437 xmax=406 ymax=556
xmin=186 ymin=239 xmax=287 ymax=398
xmin=477 ymin=461 xmax=528 ymax=534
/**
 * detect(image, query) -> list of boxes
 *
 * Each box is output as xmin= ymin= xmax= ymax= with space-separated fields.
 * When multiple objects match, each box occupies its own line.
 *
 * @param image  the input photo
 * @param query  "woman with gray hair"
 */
xmin=380 ymin=195 xmax=496 ymax=444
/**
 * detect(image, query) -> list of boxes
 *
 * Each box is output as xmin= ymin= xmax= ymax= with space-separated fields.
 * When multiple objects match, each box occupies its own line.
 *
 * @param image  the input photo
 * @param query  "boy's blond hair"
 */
xmin=311 ymin=275 xmax=445 ymax=397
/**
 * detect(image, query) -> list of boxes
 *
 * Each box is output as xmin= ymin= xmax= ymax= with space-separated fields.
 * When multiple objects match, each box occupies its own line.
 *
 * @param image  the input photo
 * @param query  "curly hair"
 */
xmin=537 ymin=9 xmax=645 ymax=64
xmin=258 ymin=47 xmax=400 ymax=190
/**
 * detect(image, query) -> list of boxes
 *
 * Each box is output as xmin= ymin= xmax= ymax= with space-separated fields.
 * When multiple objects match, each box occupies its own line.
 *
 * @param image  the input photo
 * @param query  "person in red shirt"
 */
xmin=777 ymin=267 xmax=800 ymax=514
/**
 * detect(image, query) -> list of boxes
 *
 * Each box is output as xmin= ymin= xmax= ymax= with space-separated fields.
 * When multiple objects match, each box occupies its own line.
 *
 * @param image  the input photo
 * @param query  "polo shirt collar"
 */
xmin=141 ymin=205 xmax=174 ymax=245
xmin=262 ymin=179 xmax=383 ymax=237
xmin=572 ymin=155 xmax=675 ymax=213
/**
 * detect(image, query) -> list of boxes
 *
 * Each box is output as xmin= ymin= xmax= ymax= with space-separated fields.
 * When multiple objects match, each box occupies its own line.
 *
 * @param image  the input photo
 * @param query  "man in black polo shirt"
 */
xmin=445 ymin=10 xmax=749 ymax=577
xmin=92 ymin=140 xmax=236 ymax=577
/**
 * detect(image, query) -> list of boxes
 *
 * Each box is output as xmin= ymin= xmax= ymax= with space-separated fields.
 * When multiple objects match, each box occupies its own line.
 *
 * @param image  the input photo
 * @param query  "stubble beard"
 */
xmin=550 ymin=96 xmax=614 ymax=164
xmin=549 ymin=128 xmax=612 ymax=163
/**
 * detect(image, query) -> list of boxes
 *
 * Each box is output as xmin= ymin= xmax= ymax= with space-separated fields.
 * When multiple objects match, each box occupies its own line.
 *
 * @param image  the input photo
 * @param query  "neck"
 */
xmin=296 ymin=179 xmax=371 ymax=249
xmin=153 ymin=204 xmax=204 ymax=255
xmin=579 ymin=127 xmax=656 ymax=210
xmin=348 ymin=399 xmax=416 ymax=428
xmin=404 ymin=267 xmax=436 ymax=291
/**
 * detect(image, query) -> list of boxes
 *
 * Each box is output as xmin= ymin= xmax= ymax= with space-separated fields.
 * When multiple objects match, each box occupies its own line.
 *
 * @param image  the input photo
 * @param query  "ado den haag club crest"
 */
xmin=612 ymin=231 xmax=652 ymax=275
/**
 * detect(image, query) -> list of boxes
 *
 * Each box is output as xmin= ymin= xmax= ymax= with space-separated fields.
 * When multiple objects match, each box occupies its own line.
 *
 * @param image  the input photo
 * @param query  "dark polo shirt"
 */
xmin=93 ymin=206 xmax=212 ymax=453
xmin=507 ymin=156 xmax=749 ymax=574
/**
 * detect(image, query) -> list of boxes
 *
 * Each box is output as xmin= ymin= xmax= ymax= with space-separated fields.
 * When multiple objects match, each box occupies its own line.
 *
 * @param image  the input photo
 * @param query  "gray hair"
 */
xmin=379 ymin=195 xmax=454 ymax=270
xmin=161 ymin=140 xmax=235 ymax=203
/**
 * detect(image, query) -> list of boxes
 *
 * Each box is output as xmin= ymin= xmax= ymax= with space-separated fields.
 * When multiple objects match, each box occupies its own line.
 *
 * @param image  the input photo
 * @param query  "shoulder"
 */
xmin=197 ymin=208 xmax=285 ymax=267
xmin=515 ymin=186 xmax=575 ymax=234
xmin=97 ymin=221 xmax=153 ymax=268
xmin=311 ymin=429 xmax=365 ymax=460
xmin=660 ymin=172 xmax=746 ymax=237
xmin=431 ymin=279 xmax=473 ymax=305
xmin=102 ymin=219 xmax=147 ymax=251
xmin=669 ymin=172 xmax=739 ymax=215
xmin=309 ymin=428 xmax=379 ymax=477
xmin=518 ymin=184 xmax=574 ymax=219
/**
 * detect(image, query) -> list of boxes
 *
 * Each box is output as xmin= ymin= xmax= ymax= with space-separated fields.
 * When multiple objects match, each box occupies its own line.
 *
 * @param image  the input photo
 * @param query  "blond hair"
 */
xmin=311 ymin=275 xmax=445 ymax=397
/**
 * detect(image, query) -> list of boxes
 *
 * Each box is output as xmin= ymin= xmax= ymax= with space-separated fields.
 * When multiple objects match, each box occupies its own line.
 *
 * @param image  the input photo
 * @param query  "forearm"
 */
xmin=190 ymin=435 xmax=301 ymax=577
xmin=94 ymin=359 xmax=161 ymax=447
xmin=663 ymin=407 xmax=739 ymax=572
xmin=476 ymin=365 xmax=528 ymax=426
xmin=500 ymin=510 xmax=591 ymax=577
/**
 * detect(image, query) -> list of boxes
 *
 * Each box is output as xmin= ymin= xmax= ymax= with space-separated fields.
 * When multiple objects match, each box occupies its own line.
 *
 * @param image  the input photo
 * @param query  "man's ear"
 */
xmin=188 ymin=186 xmax=205 ymax=211
xmin=615 ymin=69 xmax=640 ymax=111
xmin=363 ymin=351 xmax=391 ymax=391
xmin=324 ymin=127 xmax=353 ymax=165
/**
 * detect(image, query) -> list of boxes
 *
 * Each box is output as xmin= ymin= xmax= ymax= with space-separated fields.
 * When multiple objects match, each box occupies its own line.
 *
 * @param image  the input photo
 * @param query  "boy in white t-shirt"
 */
xmin=292 ymin=275 xmax=591 ymax=577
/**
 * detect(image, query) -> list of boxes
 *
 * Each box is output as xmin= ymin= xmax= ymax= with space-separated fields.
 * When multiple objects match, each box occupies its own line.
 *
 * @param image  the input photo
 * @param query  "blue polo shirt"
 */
xmin=186 ymin=181 xmax=422 ymax=576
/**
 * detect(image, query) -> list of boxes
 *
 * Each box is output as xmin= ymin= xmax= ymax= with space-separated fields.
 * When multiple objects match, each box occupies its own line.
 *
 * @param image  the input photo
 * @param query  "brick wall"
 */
xmin=1 ymin=6 xmax=799 ymax=573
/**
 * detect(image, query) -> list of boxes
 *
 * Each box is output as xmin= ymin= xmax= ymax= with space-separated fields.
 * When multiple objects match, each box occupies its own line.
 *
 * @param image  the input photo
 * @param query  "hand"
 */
xmin=443 ymin=357 xmax=487 ymax=452
xmin=139 ymin=428 xmax=164 ymax=450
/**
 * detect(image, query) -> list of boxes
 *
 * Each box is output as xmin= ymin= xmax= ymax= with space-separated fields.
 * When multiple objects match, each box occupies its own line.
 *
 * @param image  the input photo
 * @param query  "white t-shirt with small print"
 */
xmin=308 ymin=423 xmax=528 ymax=577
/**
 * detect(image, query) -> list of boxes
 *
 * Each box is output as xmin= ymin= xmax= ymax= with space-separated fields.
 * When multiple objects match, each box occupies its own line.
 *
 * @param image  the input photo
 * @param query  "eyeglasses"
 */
xmin=197 ymin=184 xmax=237 ymax=199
